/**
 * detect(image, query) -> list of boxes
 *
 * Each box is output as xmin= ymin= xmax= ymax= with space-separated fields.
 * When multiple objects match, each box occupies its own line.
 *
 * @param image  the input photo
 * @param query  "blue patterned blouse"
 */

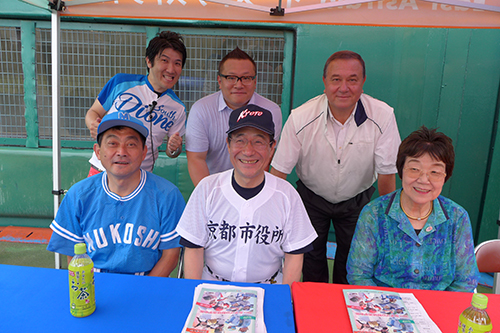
xmin=346 ymin=189 xmax=479 ymax=292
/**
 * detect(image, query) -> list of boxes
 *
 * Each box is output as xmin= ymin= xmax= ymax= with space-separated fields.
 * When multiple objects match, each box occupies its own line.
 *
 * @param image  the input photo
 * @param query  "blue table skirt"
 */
xmin=0 ymin=264 xmax=295 ymax=332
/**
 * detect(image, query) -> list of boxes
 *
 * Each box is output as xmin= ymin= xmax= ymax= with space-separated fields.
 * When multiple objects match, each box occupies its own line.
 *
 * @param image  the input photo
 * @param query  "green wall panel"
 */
xmin=0 ymin=0 xmax=50 ymax=20
xmin=0 ymin=148 xmax=57 ymax=219
xmin=21 ymin=21 xmax=39 ymax=148
xmin=469 ymin=29 xmax=500 ymax=243
xmin=437 ymin=29 xmax=480 ymax=231
xmin=479 ymin=96 xmax=500 ymax=243
xmin=445 ymin=29 xmax=500 ymax=240
xmin=418 ymin=29 xmax=447 ymax=131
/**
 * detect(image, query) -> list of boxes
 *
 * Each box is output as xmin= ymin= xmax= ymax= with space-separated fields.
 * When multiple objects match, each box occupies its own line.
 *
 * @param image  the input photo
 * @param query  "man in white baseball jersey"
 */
xmin=48 ymin=112 xmax=185 ymax=276
xmin=176 ymin=104 xmax=317 ymax=285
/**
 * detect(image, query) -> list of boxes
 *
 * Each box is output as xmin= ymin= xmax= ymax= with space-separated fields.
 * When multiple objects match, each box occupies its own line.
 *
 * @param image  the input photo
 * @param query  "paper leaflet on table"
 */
xmin=182 ymin=283 xmax=267 ymax=333
xmin=343 ymin=289 xmax=441 ymax=333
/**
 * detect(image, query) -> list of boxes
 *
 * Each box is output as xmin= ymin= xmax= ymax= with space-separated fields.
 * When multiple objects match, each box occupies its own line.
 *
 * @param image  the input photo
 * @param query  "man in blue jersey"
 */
xmin=85 ymin=31 xmax=187 ymax=176
xmin=48 ymin=112 xmax=185 ymax=276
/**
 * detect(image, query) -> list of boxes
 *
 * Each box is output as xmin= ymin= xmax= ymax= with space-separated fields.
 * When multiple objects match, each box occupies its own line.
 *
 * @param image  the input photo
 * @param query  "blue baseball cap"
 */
xmin=227 ymin=104 xmax=275 ymax=137
xmin=97 ymin=112 xmax=149 ymax=141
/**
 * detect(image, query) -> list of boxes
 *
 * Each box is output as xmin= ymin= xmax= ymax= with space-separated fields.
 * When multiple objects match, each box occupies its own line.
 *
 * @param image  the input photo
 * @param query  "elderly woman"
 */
xmin=346 ymin=126 xmax=479 ymax=292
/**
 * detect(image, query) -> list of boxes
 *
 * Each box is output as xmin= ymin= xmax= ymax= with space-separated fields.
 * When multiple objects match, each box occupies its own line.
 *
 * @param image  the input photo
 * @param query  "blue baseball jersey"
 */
xmin=47 ymin=170 xmax=185 ymax=274
xmin=89 ymin=73 xmax=186 ymax=172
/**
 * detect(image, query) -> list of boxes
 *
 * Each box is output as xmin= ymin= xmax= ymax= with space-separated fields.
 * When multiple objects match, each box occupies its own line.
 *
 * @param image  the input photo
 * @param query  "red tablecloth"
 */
xmin=292 ymin=282 xmax=499 ymax=332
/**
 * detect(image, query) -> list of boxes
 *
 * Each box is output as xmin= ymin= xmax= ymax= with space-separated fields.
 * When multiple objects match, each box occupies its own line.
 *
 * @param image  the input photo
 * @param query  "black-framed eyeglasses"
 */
xmin=218 ymin=74 xmax=256 ymax=85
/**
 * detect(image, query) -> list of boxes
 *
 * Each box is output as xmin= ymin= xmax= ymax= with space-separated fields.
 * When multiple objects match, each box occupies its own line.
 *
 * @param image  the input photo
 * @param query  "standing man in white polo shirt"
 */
xmin=185 ymin=47 xmax=282 ymax=187
xmin=271 ymin=50 xmax=401 ymax=284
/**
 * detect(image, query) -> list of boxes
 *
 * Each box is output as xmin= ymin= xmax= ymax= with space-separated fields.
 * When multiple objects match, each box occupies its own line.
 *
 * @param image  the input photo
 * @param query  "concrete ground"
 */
xmin=0 ymin=242 xmax=67 ymax=269
xmin=0 ymin=241 xmax=184 ymax=277
xmin=0 ymin=226 xmax=66 ymax=269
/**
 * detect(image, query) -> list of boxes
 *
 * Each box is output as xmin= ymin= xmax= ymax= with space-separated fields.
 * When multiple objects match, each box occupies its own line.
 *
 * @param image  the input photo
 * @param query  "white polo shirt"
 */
xmin=271 ymin=93 xmax=400 ymax=204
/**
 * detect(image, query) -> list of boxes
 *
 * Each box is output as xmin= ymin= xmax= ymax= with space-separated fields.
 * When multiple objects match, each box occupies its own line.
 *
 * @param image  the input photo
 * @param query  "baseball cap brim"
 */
xmin=226 ymin=123 xmax=273 ymax=136
xmin=97 ymin=113 xmax=149 ymax=141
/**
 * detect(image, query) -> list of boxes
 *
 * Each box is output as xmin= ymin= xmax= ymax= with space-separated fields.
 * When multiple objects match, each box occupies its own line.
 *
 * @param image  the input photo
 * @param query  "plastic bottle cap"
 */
xmin=74 ymin=243 xmax=87 ymax=255
xmin=471 ymin=293 xmax=488 ymax=309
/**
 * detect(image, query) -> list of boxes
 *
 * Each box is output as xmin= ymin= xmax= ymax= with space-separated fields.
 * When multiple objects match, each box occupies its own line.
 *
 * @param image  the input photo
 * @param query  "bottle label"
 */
xmin=458 ymin=314 xmax=492 ymax=333
xmin=69 ymin=264 xmax=96 ymax=317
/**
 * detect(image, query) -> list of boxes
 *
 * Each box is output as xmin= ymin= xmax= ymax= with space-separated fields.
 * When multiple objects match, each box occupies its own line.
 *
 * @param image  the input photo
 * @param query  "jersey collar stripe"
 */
xmin=102 ymin=170 xmax=147 ymax=202
xmin=101 ymin=173 xmax=118 ymax=200
xmin=125 ymin=169 xmax=147 ymax=200
xmin=50 ymin=221 xmax=85 ymax=243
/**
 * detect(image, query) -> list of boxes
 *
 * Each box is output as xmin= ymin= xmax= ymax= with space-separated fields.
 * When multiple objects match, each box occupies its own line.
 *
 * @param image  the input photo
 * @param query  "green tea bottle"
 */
xmin=68 ymin=243 xmax=96 ymax=317
xmin=457 ymin=293 xmax=492 ymax=333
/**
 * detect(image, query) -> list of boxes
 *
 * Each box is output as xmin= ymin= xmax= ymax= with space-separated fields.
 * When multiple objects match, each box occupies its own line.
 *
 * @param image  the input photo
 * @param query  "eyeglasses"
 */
xmin=404 ymin=167 xmax=446 ymax=182
xmin=219 ymin=74 xmax=256 ymax=85
xmin=230 ymin=137 xmax=272 ymax=151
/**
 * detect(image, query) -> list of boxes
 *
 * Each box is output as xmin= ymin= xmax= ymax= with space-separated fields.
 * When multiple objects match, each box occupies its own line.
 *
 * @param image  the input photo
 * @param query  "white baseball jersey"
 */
xmin=47 ymin=170 xmax=185 ymax=274
xmin=88 ymin=73 xmax=186 ymax=172
xmin=176 ymin=170 xmax=317 ymax=283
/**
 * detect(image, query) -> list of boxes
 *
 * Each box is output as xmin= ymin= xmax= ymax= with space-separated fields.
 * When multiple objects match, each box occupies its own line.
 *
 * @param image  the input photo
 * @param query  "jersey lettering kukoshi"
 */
xmin=47 ymin=170 xmax=185 ymax=274
xmin=176 ymin=170 xmax=317 ymax=283
xmin=88 ymin=73 xmax=186 ymax=172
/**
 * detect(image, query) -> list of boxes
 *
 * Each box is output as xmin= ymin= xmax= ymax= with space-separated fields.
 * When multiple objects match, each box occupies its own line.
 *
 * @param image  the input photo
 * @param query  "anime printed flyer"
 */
xmin=344 ymin=290 xmax=415 ymax=333
xmin=182 ymin=283 xmax=267 ymax=333
xmin=343 ymin=289 xmax=441 ymax=333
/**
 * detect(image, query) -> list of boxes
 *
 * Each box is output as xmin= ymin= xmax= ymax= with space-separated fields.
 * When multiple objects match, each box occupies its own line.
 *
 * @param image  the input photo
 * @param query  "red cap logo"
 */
xmin=237 ymin=109 xmax=264 ymax=122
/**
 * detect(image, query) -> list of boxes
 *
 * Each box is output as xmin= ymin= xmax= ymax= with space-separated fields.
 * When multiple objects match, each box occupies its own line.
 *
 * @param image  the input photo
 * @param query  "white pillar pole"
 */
xmin=51 ymin=7 xmax=62 ymax=269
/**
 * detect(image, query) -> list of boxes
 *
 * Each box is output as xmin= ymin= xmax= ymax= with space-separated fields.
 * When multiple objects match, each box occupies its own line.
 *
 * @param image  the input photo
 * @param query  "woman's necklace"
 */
xmin=400 ymin=193 xmax=433 ymax=221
